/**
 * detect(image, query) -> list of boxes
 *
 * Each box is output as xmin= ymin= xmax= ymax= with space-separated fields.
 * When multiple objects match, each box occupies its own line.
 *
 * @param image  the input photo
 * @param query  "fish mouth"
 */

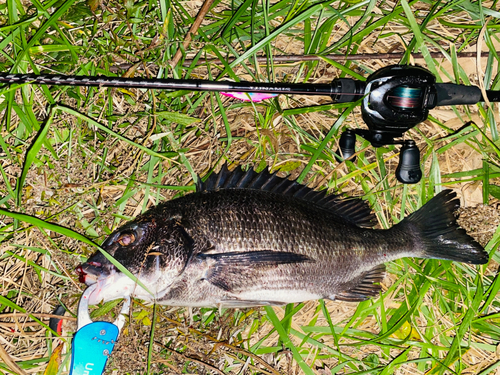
xmin=75 ymin=263 xmax=132 ymax=305
xmin=75 ymin=262 xmax=122 ymax=305
xmin=75 ymin=262 xmax=118 ymax=286
xmin=75 ymin=261 xmax=156 ymax=305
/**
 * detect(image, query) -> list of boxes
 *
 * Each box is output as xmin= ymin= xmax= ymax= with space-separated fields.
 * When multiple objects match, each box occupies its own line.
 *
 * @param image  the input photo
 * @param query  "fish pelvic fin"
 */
xmin=197 ymin=164 xmax=377 ymax=228
xmin=217 ymin=299 xmax=286 ymax=308
xmin=401 ymin=190 xmax=488 ymax=265
xmin=334 ymin=264 xmax=385 ymax=301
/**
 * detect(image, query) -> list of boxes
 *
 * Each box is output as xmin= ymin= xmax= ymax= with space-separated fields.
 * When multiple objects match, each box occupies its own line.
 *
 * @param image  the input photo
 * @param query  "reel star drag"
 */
xmin=1 ymin=64 xmax=496 ymax=183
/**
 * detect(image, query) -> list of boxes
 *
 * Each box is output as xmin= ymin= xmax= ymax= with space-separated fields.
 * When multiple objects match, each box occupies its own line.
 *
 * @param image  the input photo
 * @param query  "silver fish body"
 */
xmin=77 ymin=166 xmax=488 ymax=307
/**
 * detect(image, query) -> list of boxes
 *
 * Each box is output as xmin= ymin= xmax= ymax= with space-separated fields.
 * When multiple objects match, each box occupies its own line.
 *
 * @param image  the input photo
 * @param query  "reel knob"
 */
xmin=395 ymin=140 xmax=422 ymax=184
xmin=336 ymin=129 xmax=357 ymax=162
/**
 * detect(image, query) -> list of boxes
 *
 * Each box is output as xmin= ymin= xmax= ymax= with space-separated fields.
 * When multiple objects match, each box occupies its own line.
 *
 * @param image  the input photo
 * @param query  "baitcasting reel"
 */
xmin=335 ymin=65 xmax=489 ymax=184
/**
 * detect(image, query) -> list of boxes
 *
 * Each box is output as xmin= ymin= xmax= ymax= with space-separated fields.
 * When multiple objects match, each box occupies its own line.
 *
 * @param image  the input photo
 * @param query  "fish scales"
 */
xmin=77 ymin=165 xmax=488 ymax=307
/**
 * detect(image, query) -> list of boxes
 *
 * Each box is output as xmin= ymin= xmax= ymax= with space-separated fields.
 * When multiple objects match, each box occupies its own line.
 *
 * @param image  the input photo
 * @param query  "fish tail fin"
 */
xmin=402 ymin=190 xmax=488 ymax=265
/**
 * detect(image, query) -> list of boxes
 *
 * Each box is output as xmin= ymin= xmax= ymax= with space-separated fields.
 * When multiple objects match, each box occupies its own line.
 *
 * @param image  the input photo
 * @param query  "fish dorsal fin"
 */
xmin=334 ymin=264 xmax=386 ymax=301
xmin=197 ymin=164 xmax=376 ymax=228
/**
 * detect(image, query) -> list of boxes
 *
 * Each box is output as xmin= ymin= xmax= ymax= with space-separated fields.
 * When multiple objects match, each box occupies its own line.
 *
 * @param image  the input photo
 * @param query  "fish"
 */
xmin=76 ymin=165 xmax=489 ymax=307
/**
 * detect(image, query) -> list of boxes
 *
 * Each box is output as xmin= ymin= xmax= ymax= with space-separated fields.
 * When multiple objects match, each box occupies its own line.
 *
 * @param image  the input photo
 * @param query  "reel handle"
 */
xmin=337 ymin=129 xmax=422 ymax=184
xmin=336 ymin=129 xmax=357 ymax=162
xmin=395 ymin=140 xmax=422 ymax=184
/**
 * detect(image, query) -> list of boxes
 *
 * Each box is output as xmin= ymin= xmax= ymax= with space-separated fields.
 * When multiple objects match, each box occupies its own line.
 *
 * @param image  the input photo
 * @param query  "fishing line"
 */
xmin=386 ymin=86 xmax=423 ymax=109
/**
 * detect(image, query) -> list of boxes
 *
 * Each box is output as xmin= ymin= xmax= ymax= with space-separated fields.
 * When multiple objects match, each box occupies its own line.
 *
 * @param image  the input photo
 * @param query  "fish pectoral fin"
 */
xmin=198 ymin=250 xmax=313 ymax=266
xmin=199 ymin=250 xmax=313 ymax=293
xmin=334 ymin=264 xmax=385 ymax=302
xmin=218 ymin=298 xmax=286 ymax=308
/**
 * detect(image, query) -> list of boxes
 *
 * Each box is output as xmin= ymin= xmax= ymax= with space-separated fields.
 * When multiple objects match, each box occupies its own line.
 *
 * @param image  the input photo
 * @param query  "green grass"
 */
xmin=1 ymin=0 xmax=500 ymax=374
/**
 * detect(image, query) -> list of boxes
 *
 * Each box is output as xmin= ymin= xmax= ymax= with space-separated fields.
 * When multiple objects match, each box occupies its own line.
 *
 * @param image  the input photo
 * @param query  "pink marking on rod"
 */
xmin=220 ymin=92 xmax=278 ymax=102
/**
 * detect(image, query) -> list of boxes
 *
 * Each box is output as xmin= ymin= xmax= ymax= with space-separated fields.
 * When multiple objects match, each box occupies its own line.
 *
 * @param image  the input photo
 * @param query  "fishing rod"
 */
xmin=1 ymin=65 xmax=497 ymax=183
xmin=0 ymin=71 xmax=364 ymax=99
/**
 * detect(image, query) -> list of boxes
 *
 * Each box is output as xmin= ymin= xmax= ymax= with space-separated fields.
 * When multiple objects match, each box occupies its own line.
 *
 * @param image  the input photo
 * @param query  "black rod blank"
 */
xmin=0 ymin=73 xmax=337 ymax=96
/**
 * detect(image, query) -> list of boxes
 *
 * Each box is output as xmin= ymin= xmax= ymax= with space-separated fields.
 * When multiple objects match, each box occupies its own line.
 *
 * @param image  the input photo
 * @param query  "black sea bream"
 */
xmin=77 ymin=165 xmax=488 ymax=307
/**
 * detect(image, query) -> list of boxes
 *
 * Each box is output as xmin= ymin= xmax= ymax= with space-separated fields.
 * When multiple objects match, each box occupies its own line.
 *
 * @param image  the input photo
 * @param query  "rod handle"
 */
xmin=435 ymin=83 xmax=482 ymax=106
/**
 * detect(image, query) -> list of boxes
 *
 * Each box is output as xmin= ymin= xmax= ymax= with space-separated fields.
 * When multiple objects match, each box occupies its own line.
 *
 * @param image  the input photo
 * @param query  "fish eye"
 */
xmin=117 ymin=232 xmax=136 ymax=246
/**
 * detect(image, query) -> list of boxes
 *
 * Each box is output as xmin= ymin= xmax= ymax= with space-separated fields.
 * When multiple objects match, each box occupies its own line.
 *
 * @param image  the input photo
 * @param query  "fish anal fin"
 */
xmin=335 ymin=264 xmax=385 ymax=302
